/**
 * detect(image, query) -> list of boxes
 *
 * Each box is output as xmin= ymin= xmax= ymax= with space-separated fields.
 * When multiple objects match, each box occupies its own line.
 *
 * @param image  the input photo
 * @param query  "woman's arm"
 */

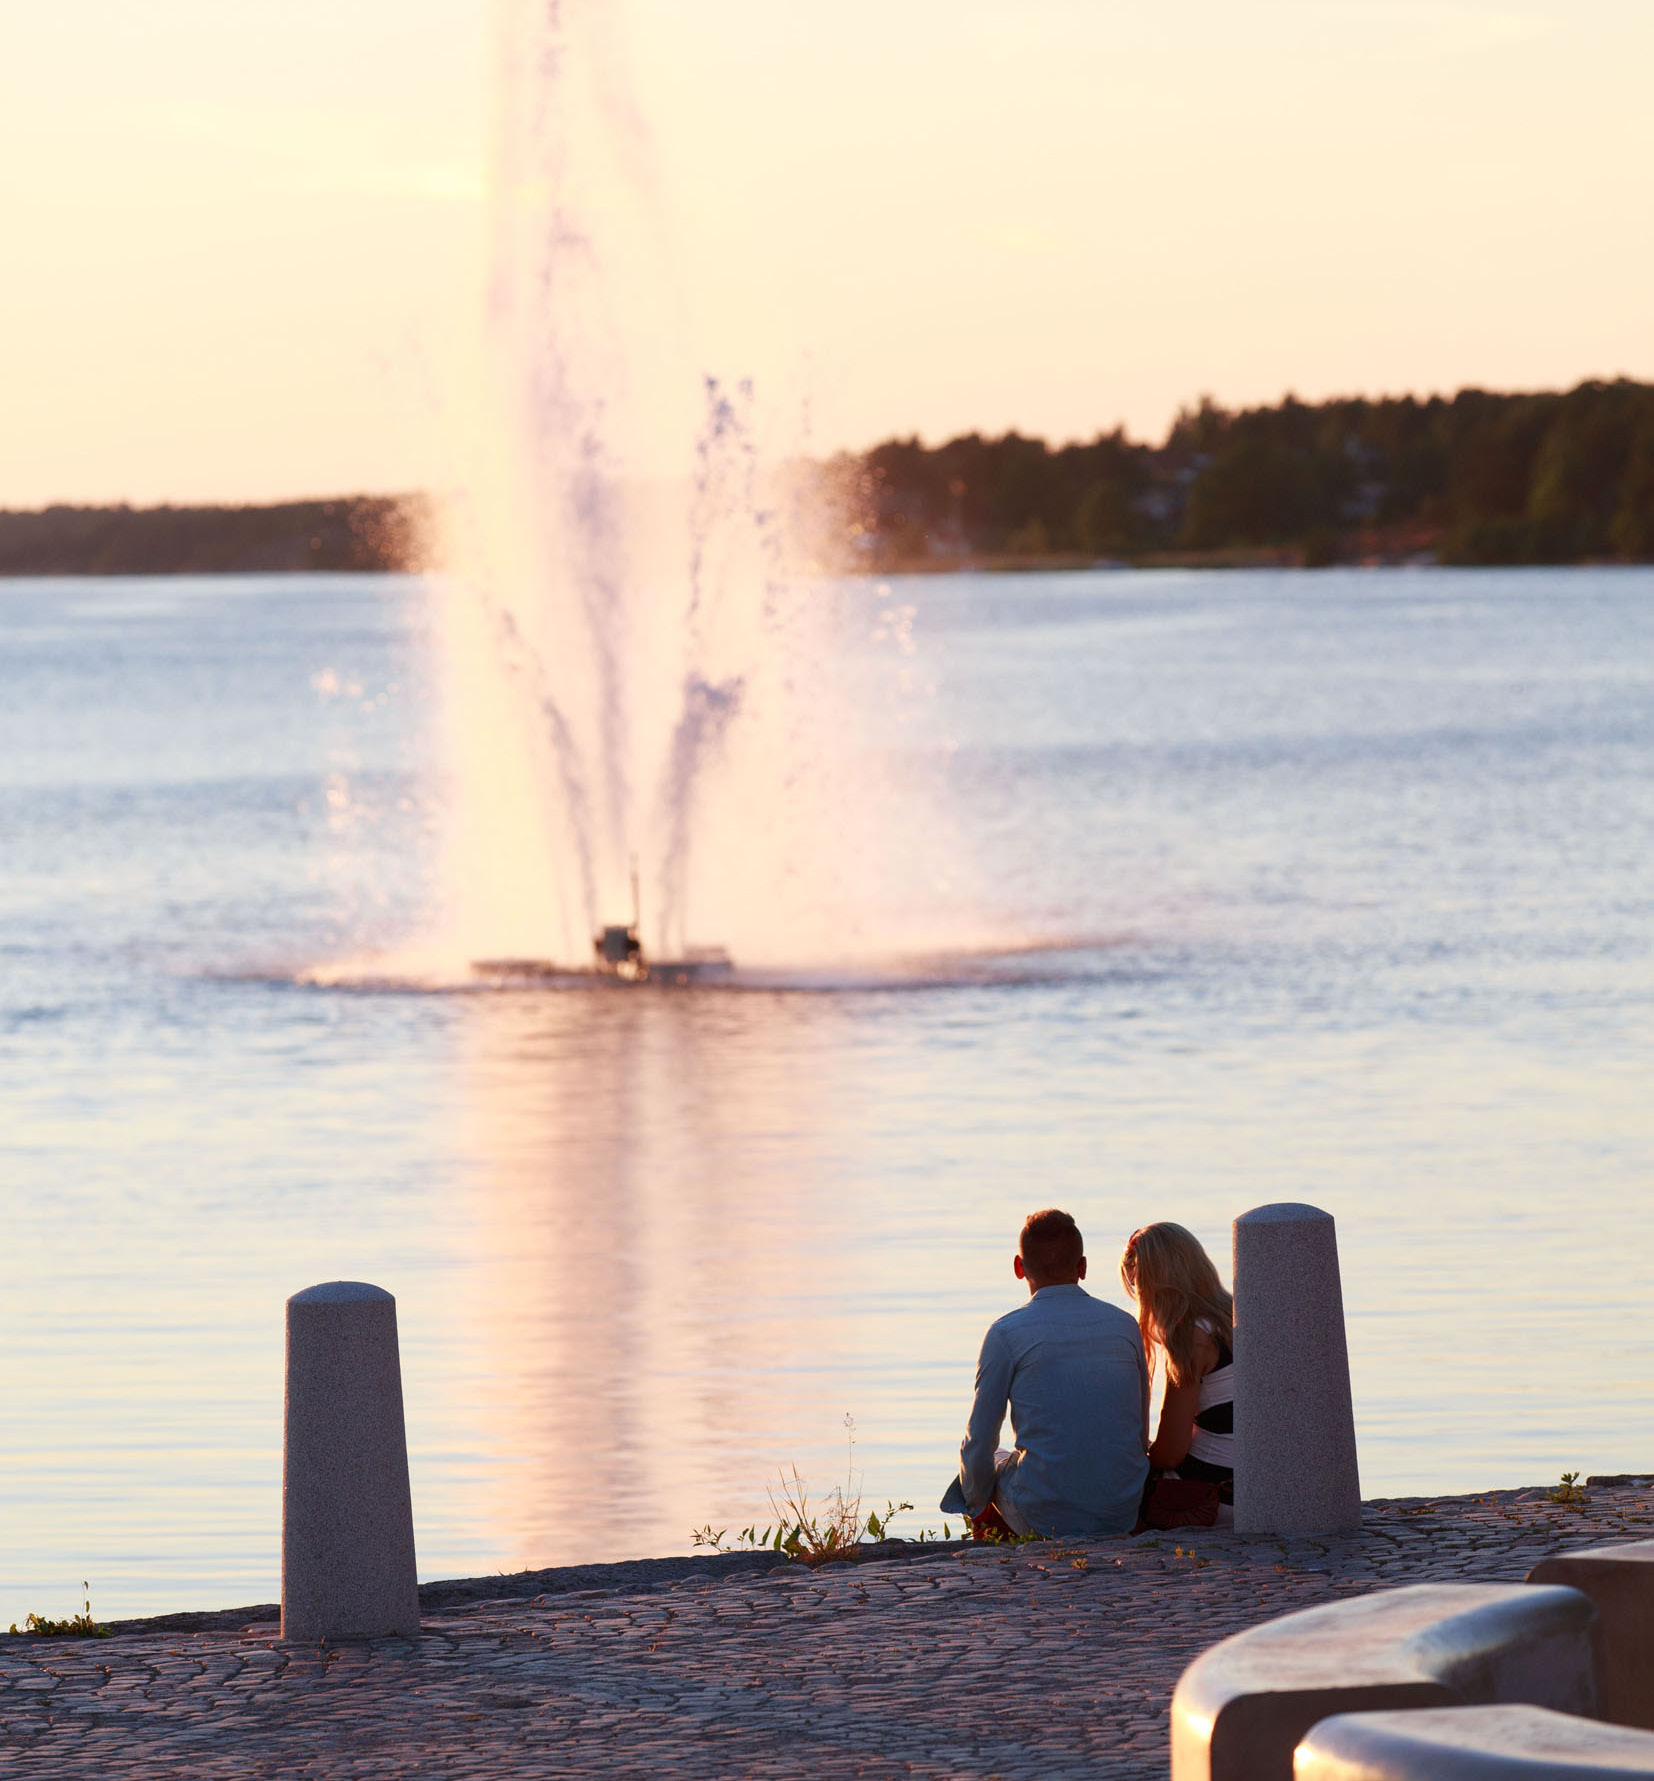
xmin=1147 ymin=1330 xmax=1218 ymax=1470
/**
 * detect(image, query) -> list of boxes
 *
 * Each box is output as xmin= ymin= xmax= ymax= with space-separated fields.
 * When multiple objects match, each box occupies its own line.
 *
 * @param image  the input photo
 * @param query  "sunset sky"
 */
xmin=3 ymin=0 xmax=1651 ymax=506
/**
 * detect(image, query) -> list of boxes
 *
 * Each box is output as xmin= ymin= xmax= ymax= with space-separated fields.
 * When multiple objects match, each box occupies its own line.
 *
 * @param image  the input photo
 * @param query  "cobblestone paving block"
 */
xmin=5 ymin=1485 xmax=1654 ymax=1778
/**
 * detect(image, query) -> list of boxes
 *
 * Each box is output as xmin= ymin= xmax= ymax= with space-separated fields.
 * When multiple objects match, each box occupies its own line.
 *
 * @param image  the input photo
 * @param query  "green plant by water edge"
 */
xmin=10 ymin=1582 xmax=112 ymax=1639
xmin=692 ymin=1416 xmax=949 ymax=1564
xmin=1547 ymin=1470 xmax=1588 ymax=1508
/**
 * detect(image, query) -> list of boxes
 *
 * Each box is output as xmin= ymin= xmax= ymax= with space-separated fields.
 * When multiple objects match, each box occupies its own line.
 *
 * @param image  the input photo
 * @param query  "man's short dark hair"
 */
xmin=1019 ymin=1208 xmax=1084 ymax=1279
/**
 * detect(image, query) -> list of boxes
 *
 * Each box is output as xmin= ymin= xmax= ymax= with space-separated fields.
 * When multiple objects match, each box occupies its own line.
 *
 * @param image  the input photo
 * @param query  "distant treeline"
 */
xmin=0 ymin=495 xmax=430 ymax=576
xmin=840 ymin=378 xmax=1654 ymax=568
xmin=9 ymin=379 xmax=1654 ymax=576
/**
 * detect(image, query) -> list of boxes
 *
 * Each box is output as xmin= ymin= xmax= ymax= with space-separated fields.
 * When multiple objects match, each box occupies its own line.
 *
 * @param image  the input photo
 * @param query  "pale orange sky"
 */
xmin=2 ymin=0 xmax=1651 ymax=507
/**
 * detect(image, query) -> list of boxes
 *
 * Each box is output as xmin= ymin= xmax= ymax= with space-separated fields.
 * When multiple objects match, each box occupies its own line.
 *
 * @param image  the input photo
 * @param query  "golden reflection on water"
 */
xmin=440 ymin=978 xmax=1654 ymax=1575
xmin=454 ymin=987 xmax=854 ymax=1567
xmin=11 ymin=567 xmax=1654 ymax=1626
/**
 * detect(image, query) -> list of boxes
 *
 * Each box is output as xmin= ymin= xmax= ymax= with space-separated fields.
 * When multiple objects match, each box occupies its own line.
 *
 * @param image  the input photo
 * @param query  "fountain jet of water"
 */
xmin=419 ymin=0 xmax=981 ymax=981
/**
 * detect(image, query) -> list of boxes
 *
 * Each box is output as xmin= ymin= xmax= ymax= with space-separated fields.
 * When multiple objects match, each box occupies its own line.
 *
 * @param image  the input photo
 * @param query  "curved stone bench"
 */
xmin=1172 ymin=1583 xmax=1602 ymax=1781
xmin=1296 ymin=1705 xmax=1654 ymax=1779
xmin=1529 ymin=1543 xmax=1654 ymax=1730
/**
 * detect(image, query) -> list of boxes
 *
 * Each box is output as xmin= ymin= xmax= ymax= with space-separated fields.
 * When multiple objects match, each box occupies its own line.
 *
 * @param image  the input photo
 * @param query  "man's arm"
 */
xmin=958 ymin=1325 xmax=1013 ymax=1515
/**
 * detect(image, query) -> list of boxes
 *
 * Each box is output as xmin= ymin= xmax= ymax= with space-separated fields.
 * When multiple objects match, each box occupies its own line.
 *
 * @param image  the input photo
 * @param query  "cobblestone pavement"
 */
xmin=4 ymin=1479 xmax=1652 ymax=1779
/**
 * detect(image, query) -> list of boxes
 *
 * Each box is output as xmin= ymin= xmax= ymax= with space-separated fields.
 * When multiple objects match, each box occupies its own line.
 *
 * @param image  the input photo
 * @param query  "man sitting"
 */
xmin=946 ymin=1209 xmax=1149 ymax=1538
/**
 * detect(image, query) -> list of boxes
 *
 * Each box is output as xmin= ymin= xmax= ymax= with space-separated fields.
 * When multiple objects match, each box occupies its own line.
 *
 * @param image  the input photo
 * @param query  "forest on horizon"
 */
xmin=0 ymin=495 xmax=430 ymax=578
xmin=3 ymin=378 xmax=1652 ymax=574
xmin=845 ymin=376 xmax=1654 ymax=570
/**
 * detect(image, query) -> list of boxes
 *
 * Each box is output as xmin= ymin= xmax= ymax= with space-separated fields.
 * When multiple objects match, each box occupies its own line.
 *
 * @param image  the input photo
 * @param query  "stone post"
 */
xmin=1233 ymin=1202 xmax=1361 ymax=1535
xmin=282 ymin=1281 xmax=420 ymax=1641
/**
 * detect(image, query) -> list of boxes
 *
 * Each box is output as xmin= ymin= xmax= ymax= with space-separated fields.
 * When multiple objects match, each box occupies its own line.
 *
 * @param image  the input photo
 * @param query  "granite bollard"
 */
xmin=1233 ymin=1202 xmax=1362 ymax=1535
xmin=1529 ymin=1541 xmax=1654 ymax=1729
xmin=1295 ymin=1705 xmax=1654 ymax=1780
xmin=282 ymin=1281 xmax=420 ymax=1642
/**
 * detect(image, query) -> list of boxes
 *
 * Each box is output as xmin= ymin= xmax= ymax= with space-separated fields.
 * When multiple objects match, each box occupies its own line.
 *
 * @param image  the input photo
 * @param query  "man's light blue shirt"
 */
xmin=957 ymin=1282 xmax=1149 ymax=1537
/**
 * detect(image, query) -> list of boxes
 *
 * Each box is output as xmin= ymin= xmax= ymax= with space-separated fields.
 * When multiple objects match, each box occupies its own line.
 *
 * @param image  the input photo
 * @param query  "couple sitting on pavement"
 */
xmin=943 ymin=1209 xmax=1233 ymax=1538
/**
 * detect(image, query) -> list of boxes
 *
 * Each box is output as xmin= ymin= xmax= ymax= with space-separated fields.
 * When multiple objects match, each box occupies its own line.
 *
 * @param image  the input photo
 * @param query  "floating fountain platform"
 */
xmin=472 ymin=868 xmax=733 ymax=986
xmin=471 ymin=933 xmax=733 ymax=987
xmin=586 ymin=920 xmax=733 ymax=985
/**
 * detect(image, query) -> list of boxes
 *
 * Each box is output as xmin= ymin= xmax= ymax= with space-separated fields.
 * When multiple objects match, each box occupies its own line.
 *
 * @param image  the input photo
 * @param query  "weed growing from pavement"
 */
xmin=965 ymin=1519 xmax=1042 ymax=1547
xmin=694 ymin=1415 xmax=949 ymax=1564
xmin=10 ymin=1582 xmax=111 ymax=1638
xmin=1547 ymin=1471 xmax=1588 ymax=1508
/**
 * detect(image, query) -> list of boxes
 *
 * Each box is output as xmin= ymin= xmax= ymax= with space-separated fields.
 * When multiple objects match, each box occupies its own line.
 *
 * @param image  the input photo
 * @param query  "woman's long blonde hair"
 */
xmin=1119 ymin=1222 xmax=1233 ymax=1388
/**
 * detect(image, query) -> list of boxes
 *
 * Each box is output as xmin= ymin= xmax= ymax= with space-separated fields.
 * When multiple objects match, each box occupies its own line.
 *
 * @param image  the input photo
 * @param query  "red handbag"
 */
xmin=1139 ymin=1475 xmax=1221 ymax=1530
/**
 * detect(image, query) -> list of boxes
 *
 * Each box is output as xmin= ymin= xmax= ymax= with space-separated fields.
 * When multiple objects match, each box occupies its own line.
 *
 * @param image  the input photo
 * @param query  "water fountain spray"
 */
xmin=433 ymin=0 xmax=862 ymax=982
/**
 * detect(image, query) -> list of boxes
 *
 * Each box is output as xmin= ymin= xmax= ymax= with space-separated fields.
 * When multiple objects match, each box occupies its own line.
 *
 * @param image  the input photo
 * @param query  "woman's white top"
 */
xmin=1186 ymin=1317 xmax=1234 ymax=1472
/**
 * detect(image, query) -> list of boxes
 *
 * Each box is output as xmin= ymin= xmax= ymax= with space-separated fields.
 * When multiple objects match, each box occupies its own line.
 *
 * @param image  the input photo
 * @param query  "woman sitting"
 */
xmin=1119 ymin=1222 xmax=1233 ymax=1514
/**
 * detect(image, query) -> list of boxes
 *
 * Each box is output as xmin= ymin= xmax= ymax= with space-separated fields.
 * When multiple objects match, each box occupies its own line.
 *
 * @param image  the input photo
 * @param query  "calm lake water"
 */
xmin=3 ymin=565 xmax=1652 ymax=1625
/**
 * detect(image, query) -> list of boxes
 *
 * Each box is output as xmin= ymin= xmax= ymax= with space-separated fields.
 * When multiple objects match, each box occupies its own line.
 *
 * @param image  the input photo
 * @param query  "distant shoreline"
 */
xmin=6 ymin=375 xmax=1652 ymax=577
xmin=0 ymin=496 xmax=430 ymax=578
xmin=0 ymin=510 xmax=1370 ymax=579
xmin=859 ymin=546 xmax=1420 ymax=573
xmin=843 ymin=377 xmax=1654 ymax=571
xmin=3 ymin=505 xmax=1646 ymax=580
